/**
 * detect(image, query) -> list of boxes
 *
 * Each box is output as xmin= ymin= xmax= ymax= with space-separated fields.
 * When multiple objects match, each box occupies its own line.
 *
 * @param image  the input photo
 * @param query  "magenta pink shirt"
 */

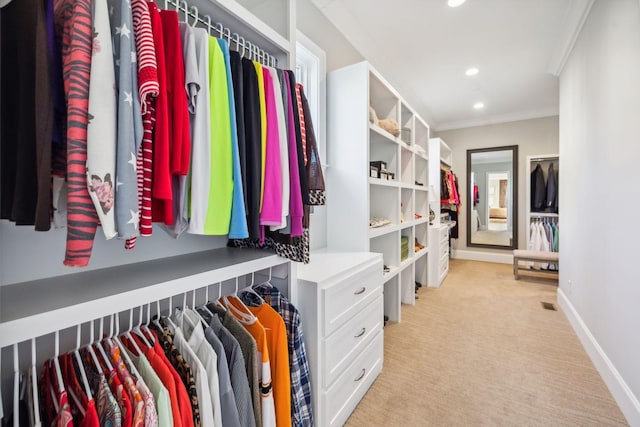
xmin=259 ymin=68 xmax=283 ymax=231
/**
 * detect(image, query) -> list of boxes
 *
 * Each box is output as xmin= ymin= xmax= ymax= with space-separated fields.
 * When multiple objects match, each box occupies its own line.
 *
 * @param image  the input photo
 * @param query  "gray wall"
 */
xmin=297 ymin=0 xmax=364 ymax=72
xmin=297 ymin=0 xmax=364 ymax=250
xmin=434 ymin=116 xmax=559 ymax=255
xmin=559 ymin=0 xmax=640 ymax=422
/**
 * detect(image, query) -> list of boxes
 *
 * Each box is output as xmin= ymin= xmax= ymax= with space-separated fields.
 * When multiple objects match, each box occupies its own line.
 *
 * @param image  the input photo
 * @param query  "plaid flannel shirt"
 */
xmin=241 ymin=284 xmax=314 ymax=427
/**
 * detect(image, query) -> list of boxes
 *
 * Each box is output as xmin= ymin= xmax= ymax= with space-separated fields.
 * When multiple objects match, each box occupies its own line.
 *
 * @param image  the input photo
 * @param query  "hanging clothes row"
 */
xmin=440 ymin=168 xmax=460 ymax=239
xmin=527 ymin=218 xmax=559 ymax=270
xmin=530 ymin=162 xmax=558 ymax=213
xmin=0 ymin=0 xmax=325 ymax=267
xmin=440 ymin=168 xmax=460 ymax=206
xmin=3 ymin=277 xmax=313 ymax=427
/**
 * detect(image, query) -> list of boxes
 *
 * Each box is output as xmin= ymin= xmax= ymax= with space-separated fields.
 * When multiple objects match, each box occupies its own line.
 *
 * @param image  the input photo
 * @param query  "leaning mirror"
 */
xmin=467 ymin=145 xmax=518 ymax=249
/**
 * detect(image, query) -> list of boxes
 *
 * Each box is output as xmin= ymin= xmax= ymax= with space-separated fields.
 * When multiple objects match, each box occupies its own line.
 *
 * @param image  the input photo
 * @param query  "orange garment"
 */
xmin=245 ymin=303 xmax=291 ymax=427
xmin=147 ymin=329 xmax=195 ymax=427
xmin=224 ymin=296 xmax=279 ymax=427
xmin=108 ymin=342 xmax=146 ymax=427
xmin=122 ymin=334 xmax=185 ymax=427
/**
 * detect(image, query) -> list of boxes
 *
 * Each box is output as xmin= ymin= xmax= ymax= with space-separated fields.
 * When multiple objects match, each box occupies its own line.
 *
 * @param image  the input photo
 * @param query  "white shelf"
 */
xmin=414 ymin=217 xmax=429 ymax=226
xmin=369 ymin=177 xmax=400 ymax=188
xmin=0 ymin=248 xmax=286 ymax=347
xmin=369 ymin=123 xmax=400 ymax=144
xmin=328 ymin=61 xmax=435 ymax=321
xmin=383 ymin=266 xmax=400 ymax=281
xmin=400 ymin=257 xmax=413 ymax=270
xmin=369 ymin=223 xmax=400 ymax=238
xmin=414 ymin=247 xmax=429 ymax=259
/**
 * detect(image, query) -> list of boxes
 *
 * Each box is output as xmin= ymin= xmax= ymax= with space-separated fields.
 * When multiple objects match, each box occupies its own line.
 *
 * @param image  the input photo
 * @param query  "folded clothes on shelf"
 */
xmin=370 ymin=217 xmax=391 ymax=228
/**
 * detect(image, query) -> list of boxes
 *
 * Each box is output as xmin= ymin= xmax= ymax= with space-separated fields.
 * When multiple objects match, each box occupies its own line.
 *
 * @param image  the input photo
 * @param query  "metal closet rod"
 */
xmin=163 ymin=0 xmax=278 ymax=67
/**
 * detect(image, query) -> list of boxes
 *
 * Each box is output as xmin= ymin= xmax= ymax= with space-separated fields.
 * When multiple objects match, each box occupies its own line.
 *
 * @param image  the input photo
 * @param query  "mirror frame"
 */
xmin=466 ymin=145 xmax=518 ymax=250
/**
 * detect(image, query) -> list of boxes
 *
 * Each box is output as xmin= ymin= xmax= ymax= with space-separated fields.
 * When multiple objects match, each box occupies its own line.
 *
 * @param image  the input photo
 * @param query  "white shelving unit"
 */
xmin=326 ymin=61 xmax=431 ymax=323
xmin=428 ymin=137 xmax=453 ymax=287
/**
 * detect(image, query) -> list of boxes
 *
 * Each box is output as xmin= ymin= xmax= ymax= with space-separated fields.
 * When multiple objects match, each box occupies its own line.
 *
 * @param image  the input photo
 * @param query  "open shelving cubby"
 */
xmin=327 ymin=61 xmax=432 ymax=323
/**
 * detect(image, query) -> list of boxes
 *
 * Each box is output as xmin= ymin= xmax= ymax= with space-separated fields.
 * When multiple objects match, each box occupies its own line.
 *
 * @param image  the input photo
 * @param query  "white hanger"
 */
xmin=0 ymin=347 xmax=4 ymax=423
xmin=132 ymin=305 xmax=152 ymax=348
xmin=245 ymin=41 xmax=252 ymax=60
xmin=30 ymin=339 xmax=41 ymax=426
xmin=13 ymin=344 xmax=18 ymax=427
xmin=215 ymin=22 xmax=224 ymax=39
xmin=189 ymin=289 xmax=209 ymax=326
xmin=239 ymin=272 xmax=266 ymax=305
xmin=206 ymin=16 xmax=212 ymax=36
xmin=114 ymin=314 xmax=142 ymax=379
xmin=180 ymin=0 xmax=189 ymax=23
xmin=52 ymin=331 xmax=66 ymax=393
xmin=221 ymin=277 xmax=256 ymax=321
xmin=190 ymin=6 xmax=199 ymax=27
xmin=164 ymin=296 xmax=179 ymax=332
xmin=124 ymin=308 xmax=145 ymax=357
xmin=86 ymin=320 xmax=106 ymax=375
xmin=223 ymin=27 xmax=232 ymax=44
xmin=74 ymin=324 xmax=93 ymax=400
xmin=153 ymin=300 xmax=165 ymax=331
xmin=95 ymin=318 xmax=114 ymax=372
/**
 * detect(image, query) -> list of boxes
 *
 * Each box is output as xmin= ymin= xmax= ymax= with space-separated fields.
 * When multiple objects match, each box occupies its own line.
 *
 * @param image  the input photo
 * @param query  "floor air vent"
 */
xmin=541 ymin=302 xmax=556 ymax=311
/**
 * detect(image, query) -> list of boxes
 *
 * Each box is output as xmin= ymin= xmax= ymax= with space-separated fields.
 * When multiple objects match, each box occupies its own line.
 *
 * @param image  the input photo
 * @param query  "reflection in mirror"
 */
xmin=467 ymin=146 xmax=518 ymax=249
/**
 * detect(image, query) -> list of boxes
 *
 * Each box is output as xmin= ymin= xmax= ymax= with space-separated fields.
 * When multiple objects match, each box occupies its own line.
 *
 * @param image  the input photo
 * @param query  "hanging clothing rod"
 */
xmin=163 ymin=0 xmax=278 ymax=67
xmin=531 ymin=156 xmax=559 ymax=162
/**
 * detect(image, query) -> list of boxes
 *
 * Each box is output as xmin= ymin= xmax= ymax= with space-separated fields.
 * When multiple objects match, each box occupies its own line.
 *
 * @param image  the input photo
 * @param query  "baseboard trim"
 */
xmin=557 ymin=289 xmax=640 ymax=426
xmin=452 ymin=249 xmax=512 ymax=264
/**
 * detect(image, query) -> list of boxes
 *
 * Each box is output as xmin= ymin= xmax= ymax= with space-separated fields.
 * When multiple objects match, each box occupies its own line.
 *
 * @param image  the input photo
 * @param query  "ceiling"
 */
xmin=312 ymin=0 xmax=593 ymax=131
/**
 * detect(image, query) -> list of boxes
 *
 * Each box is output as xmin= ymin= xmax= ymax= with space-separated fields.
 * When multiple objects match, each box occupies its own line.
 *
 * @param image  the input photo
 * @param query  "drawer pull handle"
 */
xmin=354 ymin=369 xmax=366 ymax=382
xmin=354 ymin=328 xmax=366 ymax=338
xmin=354 ymin=287 xmax=366 ymax=295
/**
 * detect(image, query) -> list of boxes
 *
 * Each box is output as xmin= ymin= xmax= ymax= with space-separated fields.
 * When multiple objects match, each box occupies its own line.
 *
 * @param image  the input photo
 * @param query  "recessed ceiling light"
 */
xmin=473 ymin=102 xmax=484 ymax=110
xmin=448 ymin=0 xmax=467 ymax=7
xmin=465 ymin=67 xmax=479 ymax=76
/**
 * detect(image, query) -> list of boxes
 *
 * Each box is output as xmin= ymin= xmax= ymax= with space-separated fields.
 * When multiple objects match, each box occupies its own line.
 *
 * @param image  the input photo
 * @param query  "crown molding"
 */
xmin=434 ymin=107 xmax=559 ymax=132
xmin=547 ymin=0 xmax=595 ymax=76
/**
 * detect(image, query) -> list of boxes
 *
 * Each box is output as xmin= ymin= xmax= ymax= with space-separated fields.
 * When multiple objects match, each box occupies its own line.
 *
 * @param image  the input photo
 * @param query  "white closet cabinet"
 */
xmin=326 ymin=61 xmax=431 ymax=323
xmin=428 ymin=224 xmax=450 ymax=287
xmin=296 ymin=252 xmax=384 ymax=427
xmin=427 ymin=137 xmax=453 ymax=287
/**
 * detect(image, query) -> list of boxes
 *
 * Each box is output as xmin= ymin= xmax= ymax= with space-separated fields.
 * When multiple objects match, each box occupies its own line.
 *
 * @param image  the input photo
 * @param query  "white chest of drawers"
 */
xmin=296 ymin=252 xmax=384 ymax=427
xmin=428 ymin=224 xmax=450 ymax=287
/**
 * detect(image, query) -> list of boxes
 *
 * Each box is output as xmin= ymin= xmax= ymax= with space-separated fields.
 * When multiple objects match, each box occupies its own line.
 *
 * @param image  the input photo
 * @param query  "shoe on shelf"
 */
xmin=415 ymin=238 xmax=425 ymax=250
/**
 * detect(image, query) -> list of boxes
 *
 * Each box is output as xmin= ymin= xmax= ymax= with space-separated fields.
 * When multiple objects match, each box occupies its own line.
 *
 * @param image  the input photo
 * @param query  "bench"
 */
xmin=513 ymin=249 xmax=559 ymax=280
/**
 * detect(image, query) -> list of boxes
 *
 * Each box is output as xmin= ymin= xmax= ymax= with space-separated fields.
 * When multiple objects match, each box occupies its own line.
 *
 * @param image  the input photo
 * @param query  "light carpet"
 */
xmin=345 ymin=259 xmax=627 ymax=426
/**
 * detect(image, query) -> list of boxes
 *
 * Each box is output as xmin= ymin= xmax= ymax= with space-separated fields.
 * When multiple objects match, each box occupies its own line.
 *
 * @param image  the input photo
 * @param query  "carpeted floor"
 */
xmin=345 ymin=259 xmax=628 ymax=426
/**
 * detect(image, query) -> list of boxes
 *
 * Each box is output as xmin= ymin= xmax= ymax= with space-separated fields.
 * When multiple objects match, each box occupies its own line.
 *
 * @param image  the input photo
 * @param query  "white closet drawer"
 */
xmin=439 ymin=226 xmax=448 ymax=240
xmin=323 ymin=267 xmax=382 ymax=336
xmin=325 ymin=331 xmax=384 ymax=427
xmin=440 ymin=255 xmax=448 ymax=272
xmin=323 ymin=295 xmax=383 ymax=387
xmin=441 ymin=244 xmax=449 ymax=257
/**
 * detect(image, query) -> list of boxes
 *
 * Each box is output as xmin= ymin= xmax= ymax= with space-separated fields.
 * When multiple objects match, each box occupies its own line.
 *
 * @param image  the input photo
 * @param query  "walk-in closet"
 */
xmin=2 ymin=0 xmax=639 ymax=425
